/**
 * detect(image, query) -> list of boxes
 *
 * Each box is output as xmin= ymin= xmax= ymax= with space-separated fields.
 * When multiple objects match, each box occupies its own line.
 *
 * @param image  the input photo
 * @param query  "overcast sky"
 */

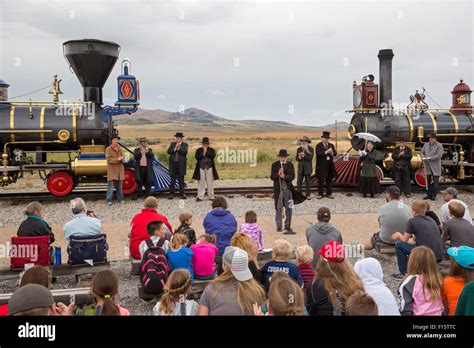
xmin=0 ymin=0 xmax=473 ymax=126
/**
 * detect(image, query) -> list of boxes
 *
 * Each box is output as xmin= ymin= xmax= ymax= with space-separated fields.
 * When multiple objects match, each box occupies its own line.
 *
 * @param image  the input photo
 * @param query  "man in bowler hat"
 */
xmin=315 ymin=131 xmax=337 ymax=199
xmin=167 ymin=132 xmax=188 ymax=199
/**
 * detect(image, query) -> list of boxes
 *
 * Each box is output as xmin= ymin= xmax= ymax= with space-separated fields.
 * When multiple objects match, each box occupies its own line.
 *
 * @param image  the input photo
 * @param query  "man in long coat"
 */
xmin=295 ymin=136 xmax=314 ymax=199
xmin=133 ymin=137 xmax=154 ymax=198
xmin=192 ymin=137 xmax=219 ymax=202
xmin=392 ymin=138 xmax=413 ymax=197
xmin=315 ymin=131 xmax=337 ymax=199
xmin=421 ymin=133 xmax=444 ymax=200
xmin=105 ymin=135 xmax=125 ymax=204
xmin=167 ymin=132 xmax=188 ymax=199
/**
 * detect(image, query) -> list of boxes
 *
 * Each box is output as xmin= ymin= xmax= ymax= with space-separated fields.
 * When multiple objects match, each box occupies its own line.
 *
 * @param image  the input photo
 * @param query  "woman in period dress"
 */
xmin=358 ymin=141 xmax=381 ymax=198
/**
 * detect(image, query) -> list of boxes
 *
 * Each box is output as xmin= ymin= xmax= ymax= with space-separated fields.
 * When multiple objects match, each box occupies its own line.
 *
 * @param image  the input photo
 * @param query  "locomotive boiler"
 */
xmin=347 ymin=49 xmax=474 ymax=186
xmin=0 ymin=39 xmax=140 ymax=196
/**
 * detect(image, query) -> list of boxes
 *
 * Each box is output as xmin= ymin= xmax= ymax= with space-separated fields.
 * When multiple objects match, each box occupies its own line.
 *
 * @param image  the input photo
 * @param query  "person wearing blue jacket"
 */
xmin=203 ymin=196 xmax=237 ymax=256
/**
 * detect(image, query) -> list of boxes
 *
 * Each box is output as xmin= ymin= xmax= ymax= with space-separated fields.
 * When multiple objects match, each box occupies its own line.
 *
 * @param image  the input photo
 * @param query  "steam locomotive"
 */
xmin=0 ymin=39 xmax=140 ymax=196
xmin=347 ymin=49 xmax=473 ymax=187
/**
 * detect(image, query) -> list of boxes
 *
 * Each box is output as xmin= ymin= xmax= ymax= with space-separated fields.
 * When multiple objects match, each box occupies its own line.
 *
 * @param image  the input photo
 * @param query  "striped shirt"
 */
xmin=297 ymin=263 xmax=316 ymax=290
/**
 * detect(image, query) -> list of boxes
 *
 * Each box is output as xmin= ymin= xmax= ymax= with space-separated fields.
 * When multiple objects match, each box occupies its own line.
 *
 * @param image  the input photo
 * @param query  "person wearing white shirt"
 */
xmin=440 ymin=187 xmax=473 ymax=225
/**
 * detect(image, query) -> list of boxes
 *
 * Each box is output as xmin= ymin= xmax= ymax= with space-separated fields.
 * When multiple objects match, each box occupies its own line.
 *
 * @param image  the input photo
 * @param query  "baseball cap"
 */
xmin=8 ymin=283 xmax=54 ymax=316
xmin=386 ymin=185 xmax=401 ymax=197
xmin=317 ymin=240 xmax=345 ymax=263
xmin=441 ymin=187 xmax=459 ymax=196
xmin=447 ymin=246 xmax=474 ymax=270
xmin=223 ymin=246 xmax=253 ymax=281
xmin=317 ymin=207 xmax=331 ymax=221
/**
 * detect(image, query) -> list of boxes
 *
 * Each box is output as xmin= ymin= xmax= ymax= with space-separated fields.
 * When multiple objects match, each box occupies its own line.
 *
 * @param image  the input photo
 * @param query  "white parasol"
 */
xmin=354 ymin=132 xmax=382 ymax=143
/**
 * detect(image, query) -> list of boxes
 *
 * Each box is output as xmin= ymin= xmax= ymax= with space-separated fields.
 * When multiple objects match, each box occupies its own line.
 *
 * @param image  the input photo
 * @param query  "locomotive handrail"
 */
xmin=345 ymin=107 xmax=473 ymax=113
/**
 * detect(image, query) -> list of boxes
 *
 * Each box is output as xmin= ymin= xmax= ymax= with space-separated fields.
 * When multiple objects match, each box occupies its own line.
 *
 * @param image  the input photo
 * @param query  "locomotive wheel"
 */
xmin=121 ymin=169 xmax=137 ymax=195
xmin=47 ymin=171 xmax=74 ymax=196
xmin=376 ymin=165 xmax=384 ymax=182
xmin=415 ymin=168 xmax=427 ymax=187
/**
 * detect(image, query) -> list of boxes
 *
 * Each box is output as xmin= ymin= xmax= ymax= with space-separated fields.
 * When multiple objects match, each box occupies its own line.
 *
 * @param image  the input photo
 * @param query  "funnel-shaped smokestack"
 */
xmin=63 ymin=39 xmax=120 ymax=104
xmin=377 ymin=49 xmax=394 ymax=108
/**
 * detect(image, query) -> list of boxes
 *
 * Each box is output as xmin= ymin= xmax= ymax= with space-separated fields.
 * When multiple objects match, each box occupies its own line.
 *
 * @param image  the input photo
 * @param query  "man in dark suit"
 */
xmin=133 ymin=137 xmax=154 ymax=198
xmin=167 ymin=132 xmax=188 ymax=199
xmin=392 ymin=138 xmax=413 ymax=197
xmin=296 ymin=136 xmax=314 ymax=200
xmin=315 ymin=131 xmax=337 ymax=199
xmin=271 ymin=149 xmax=296 ymax=235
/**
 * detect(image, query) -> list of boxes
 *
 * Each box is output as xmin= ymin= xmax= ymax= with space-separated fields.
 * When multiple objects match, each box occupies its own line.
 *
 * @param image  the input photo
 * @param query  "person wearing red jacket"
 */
xmin=129 ymin=196 xmax=173 ymax=260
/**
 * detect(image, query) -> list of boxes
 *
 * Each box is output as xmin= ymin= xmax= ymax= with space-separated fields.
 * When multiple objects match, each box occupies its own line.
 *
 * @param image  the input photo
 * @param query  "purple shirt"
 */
xmin=239 ymin=223 xmax=264 ymax=251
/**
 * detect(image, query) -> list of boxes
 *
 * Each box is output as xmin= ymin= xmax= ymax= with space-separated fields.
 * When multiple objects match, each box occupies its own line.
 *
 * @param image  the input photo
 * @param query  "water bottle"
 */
xmin=55 ymin=247 xmax=61 ymax=266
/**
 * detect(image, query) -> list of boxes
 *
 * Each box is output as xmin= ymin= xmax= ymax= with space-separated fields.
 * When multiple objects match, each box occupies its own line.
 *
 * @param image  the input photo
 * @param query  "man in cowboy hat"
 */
xmin=421 ymin=133 xmax=444 ymax=200
xmin=392 ymin=138 xmax=413 ymax=197
xmin=133 ymin=137 xmax=155 ymax=198
xmin=193 ymin=137 xmax=219 ymax=202
xmin=296 ymin=136 xmax=314 ymax=199
xmin=105 ymin=135 xmax=125 ymax=205
xmin=167 ymin=132 xmax=188 ymax=199
xmin=315 ymin=131 xmax=337 ymax=199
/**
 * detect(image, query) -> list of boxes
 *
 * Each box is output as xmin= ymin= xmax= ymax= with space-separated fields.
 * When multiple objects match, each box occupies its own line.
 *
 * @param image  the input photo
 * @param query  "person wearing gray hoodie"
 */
xmin=305 ymin=207 xmax=343 ymax=267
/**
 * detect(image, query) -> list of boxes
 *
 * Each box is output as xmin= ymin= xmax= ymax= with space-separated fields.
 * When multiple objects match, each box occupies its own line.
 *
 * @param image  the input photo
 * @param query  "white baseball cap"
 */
xmin=223 ymin=246 xmax=253 ymax=282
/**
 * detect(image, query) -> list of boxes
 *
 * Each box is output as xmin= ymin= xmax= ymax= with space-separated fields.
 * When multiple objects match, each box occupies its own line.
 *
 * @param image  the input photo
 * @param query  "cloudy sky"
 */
xmin=0 ymin=0 xmax=472 ymax=126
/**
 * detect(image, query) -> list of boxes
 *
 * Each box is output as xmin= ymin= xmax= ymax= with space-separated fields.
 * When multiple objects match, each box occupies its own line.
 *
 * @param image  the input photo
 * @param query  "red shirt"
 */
xmin=129 ymin=209 xmax=173 ymax=260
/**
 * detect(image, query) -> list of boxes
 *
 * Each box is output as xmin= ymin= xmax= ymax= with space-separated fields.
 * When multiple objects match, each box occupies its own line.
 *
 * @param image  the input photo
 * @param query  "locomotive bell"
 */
xmin=116 ymin=59 xmax=140 ymax=106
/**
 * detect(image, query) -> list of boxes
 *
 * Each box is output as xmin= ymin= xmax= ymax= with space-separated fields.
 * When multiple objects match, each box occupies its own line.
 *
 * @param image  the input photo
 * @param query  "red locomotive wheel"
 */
xmin=376 ymin=165 xmax=384 ymax=182
xmin=415 ymin=168 xmax=427 ymax=187
xmin=122 ymin=169 xmax=138 ymax=195
xmin=47 ymin=171 xmax=74 ymax=196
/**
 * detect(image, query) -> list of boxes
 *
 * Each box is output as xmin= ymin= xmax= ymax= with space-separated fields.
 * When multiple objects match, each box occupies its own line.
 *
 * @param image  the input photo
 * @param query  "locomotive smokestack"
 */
xmin=378 ymin=49 xmax=394 ymax=108
xmin=63 ymin=39 xmax=120 ymax=105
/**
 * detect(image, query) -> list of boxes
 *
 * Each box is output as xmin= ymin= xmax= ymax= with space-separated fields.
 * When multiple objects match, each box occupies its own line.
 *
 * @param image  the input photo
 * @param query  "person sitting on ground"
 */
xmin=253 ymin=272 xmax=305 ymax=316
xmin=230 ymin=232 xmax=263 ymax=284
xmin=306 ymin=241 xmax=365 ymax=316
xmin=354 ymin=258 xmax=400 ymax=316
xmin=191 ymin=234 xmax=219 ymax=280
xmin=17 ymin=201 xmax=55 ymax=244
xmin=398 ymin=246 xmax=444 ymax=316
xmin=198 ymin=246 xmax=266 ymax=315
xmin=391 ymin=200 xmax=445 ymax=279
xmin=8 ymin=283 xmax=73 ymax=316
xmin=167 ymin=234 xmax=194 ymax=278
xmin=130 ymin=196 xmax=173 ymax=260
xmin=305 ymin=207 xmax=342 ymax=267
xmin=262 ymin=239 xmax=303 ymax=292
xmin=239 ymin=210 xmax=264 ymax=252
xmin=139 ymin=221 xmax=171 ymax=259
xmin=346 ymin=290 xmax=379 ymax=316
xmin=153 ymin=269 xmax=198 ymax=316
xmin=296 ymin=245 xmax=316 ymax=292
xmin=443 ymin=246 xmax=474 ymax=316
xmin=440 ymin=187 xmax=473 ymax=225
xmin=203 ymin=196 xmax=237 ymax=256
xmin=63 ymin=197 xmax=101 ymax=239
xmin=425 ymin=201 xmax=442 ymax=234
xmin=77 ymin=269 xmax=129 ymax=316
xmin=442 ymin=202 xmax=474 ymax=248
xmin=363 ymin=186 xmax=411 ymax=251
xmin=455 ymin=280 xmax=474 ymax=316
xmin=174 ymin=212 xmax=196 ymax=247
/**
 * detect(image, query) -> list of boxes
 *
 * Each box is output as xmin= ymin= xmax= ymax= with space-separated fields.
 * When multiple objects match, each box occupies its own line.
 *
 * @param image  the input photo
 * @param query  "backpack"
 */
xmin=139 ymin=238 xmax=169 ymax=295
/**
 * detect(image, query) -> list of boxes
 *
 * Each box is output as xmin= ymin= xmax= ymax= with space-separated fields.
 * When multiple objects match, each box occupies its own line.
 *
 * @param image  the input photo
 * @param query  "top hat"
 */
xmin=299 ymin=136 xmax=312 ymax=143
xmin=277 ymin=149 xmax=290 ymax=157
xmin=321 ymin=131 xmax=331 ymax=139
xmin=202 ymin=137 xmax=210 ymax=144
xmin=174 ymin=132 xmax=184 ymax=138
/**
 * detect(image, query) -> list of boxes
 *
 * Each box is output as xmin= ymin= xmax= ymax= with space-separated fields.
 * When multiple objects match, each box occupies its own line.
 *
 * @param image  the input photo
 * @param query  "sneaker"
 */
xmin=276 ymin=227 xmax=283 ymax=232
xmin=283 ymin=228 xmax=296 ymax=235
xmin=391 ymin=273 xmax=405 ymax=280
xmin=326 ymin=195 xmax=335 ymax=199
xmin=317 ymin=195 xmax=324 ymax=200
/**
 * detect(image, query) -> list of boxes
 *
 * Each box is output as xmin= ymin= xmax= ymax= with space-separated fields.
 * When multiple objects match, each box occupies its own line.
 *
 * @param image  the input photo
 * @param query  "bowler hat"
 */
xmin=321 ymin=131 xmax=331 ymax=139
xmin=277 ymin=149 xmax=290 ymax=157
xmin=202 ymin=137 xmax=210 ymax=144
xmin=139 ymin=137 xmax=147 ymax=143
xmin=174 ymin=132 xmax=184 ymax=138
xmin=299 ymin=136 xmax=312 ymax=143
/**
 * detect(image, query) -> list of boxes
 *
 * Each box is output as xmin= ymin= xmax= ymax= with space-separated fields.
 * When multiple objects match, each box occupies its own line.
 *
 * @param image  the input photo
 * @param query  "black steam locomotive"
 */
xmin=0 ymin=39 xmax=140 ymax=196
xmin=348 ymin=49 xmax=473 ymax=187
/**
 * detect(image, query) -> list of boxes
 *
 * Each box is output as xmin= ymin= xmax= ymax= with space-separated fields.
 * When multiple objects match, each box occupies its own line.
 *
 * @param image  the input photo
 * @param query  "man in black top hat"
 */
xmin=392 ymin=138 xmax=413 ymax=197
xmin=193 ymin=137 xmax=219 ymax=202
xmin=167 ymin=132 xmax=188 ymax=199
xmin=315 ymin=131 xmax=337 ymax=199
xmin=296 ymin=136 xmax=314 ymax=199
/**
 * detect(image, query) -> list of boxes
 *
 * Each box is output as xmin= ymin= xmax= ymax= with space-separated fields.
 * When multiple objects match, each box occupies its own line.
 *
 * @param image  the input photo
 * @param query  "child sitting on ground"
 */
xmin=261 ymin=239 xmax=303 ymax=291
xmin=153 ymin=269 xmax=198 ymax=316
xmin=139 ymin=221 xmax=170 ymax=259
xmin=239 ymin=210 xmax=264 ymax=252
xmin=167 ymin=234 xmax=194 ymax=278
xmin=77 ymin=269 xmax=129 ymax=316
xmin=174 ymin=212 xmax=197 ymax=247
xmin=190 ymin=234 xmax=219 ymax=280
xmin=346 ymin=290 xmax=379 ymax=316
xmin=295 ymin=245 xmax=316 ymax=291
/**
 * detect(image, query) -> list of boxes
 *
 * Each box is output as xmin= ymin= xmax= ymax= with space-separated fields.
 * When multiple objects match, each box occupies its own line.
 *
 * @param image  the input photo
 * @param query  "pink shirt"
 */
xmin=190 ymin=242 xmax=219 ymax=277
xmin=239 ymin=223 xmax=264 ymax=251
xmin=413 ymin=276 xmax=444 ymax=316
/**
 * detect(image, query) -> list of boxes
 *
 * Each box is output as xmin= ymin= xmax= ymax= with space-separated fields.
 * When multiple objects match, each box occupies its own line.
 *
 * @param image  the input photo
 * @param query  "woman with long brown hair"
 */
xmin=306 ymin=241 xmax=364 ymax=316
xmin=198 ymin=246 xmax=265 ymax=315
xmin=230 ymin=232 xmax=263 ymax=284
xmin=398 ymin=246 xmax=444 ymax=316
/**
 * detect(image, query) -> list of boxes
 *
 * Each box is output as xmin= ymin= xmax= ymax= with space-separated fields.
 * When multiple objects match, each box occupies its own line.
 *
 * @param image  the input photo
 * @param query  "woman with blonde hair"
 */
xmin=306 ymin=241 xmax=364 ymax=316
xmin=198 ymin=246 xmax=266 ymax=315
xmin=230 ymin=232 xmax=263 ymax=283
xmin=398 ymin=246 xmax=444 ymax=316
xmin=153 ymin=269 xmax=198 ymax=316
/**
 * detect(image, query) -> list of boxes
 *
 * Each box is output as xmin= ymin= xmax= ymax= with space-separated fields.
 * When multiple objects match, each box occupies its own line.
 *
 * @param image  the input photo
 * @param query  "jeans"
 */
xmin=106 ymin=180 xmax=123 ymax=202
xmin=426 ymin=175 xmax=439 ymax=199
xmin=395 ymin=241 xmax=416 ymax=274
